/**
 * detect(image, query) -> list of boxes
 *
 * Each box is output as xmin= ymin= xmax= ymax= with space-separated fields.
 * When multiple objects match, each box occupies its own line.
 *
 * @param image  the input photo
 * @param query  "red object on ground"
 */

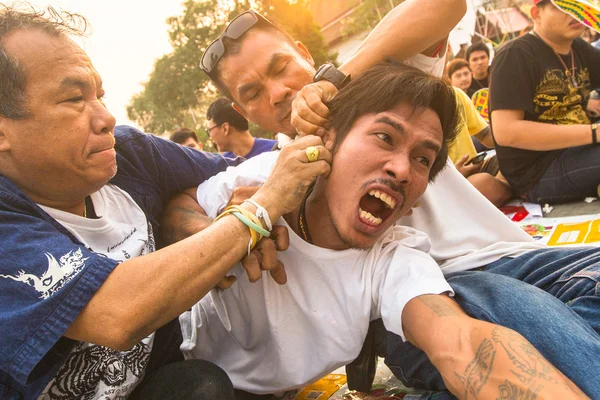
xmin=499 ymin=205 xmax=530 ymax=222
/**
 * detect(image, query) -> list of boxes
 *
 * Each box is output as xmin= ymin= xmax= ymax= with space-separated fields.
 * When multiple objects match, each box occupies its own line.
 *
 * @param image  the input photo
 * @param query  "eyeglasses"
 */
xmin=200 ymin=10 xmax=272 ymax=76
xmin=205 ymin=123 xmax=223 ymax=135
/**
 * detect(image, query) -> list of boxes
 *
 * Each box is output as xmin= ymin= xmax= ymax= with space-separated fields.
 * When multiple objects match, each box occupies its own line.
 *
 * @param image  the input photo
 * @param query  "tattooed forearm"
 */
xmin=418 ymin=296 xmax=459 ymax=317
xmin=497 ymin=379 xmax=541 ymax=400
xmin=455 ymin=338 xmax=497 ymax=399
xmin=161 ymin=205 xmax=213 ymax=244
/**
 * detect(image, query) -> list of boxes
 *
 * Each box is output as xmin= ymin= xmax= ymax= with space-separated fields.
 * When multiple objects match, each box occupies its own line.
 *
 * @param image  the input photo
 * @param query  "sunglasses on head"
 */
xmin=200 ymin=10 xmax=272 ymax=75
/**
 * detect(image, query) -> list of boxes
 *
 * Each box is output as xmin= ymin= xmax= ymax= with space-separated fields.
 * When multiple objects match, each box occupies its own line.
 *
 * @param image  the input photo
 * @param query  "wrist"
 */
xmin=592 ymin=123 xmax=598 ymax=145
xmin=246 ymin=191 xmax=282 ymax=224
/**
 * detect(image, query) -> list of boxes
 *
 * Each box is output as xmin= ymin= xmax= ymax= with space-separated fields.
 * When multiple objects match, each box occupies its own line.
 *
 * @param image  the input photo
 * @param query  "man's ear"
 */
xmin=0 ymin=118 xmax=12 ymax=152
xmin=295 ymin=41 xmax=315 ymax=67
xmin=324 ymin=129 xmax=336 ymax=152
xmin=232 ymin=102 xmax=250 ymax=120
xmin=530 ymin=5 xmax=542 ymax=23
xmin=222 ymin=122 xmax=230 ymax=136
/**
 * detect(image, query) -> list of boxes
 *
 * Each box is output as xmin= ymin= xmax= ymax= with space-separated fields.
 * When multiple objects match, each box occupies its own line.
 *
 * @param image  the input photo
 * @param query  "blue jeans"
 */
xmin=526 ymin=145 xmax=600 ymax=204
xmin=384 ymin=247 xmax=600 ymax=398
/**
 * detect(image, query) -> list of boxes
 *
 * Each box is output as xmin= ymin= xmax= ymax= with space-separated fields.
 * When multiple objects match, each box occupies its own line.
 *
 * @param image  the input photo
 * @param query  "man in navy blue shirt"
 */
xmin=206 ymin=98 xmax=277 ymax=159
xmin=0 ymin=5 xmax=331 ymax=399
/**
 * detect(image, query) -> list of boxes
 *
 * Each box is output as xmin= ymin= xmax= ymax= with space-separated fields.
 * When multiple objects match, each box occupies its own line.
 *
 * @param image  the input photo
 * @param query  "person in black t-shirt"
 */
xmin=490 ymin=0 xmax=600 ymax=204
xmin=466 ymin=42 xmax=490 ymax=96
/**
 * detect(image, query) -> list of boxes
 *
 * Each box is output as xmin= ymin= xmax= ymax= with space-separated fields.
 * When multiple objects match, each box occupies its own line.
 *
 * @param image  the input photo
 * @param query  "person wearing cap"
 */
xmin=490 ymin=0 xmax=600 ymax=204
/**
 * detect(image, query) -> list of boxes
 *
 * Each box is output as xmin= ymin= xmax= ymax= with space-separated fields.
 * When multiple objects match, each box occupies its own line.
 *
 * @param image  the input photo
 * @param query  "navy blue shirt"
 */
xmin=0 ymin=126 xmax=238 ymax=399
xmin=223 ymin=138 xmax=277 ymax=160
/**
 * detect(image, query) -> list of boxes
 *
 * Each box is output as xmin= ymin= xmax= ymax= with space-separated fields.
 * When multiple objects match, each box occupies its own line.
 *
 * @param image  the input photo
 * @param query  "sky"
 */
xmin=22 ymin=0 xmax=186 ymax=129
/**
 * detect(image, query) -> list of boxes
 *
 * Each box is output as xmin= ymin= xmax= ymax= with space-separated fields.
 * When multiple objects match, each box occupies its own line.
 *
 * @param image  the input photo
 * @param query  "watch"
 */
xmin=592 ymin=123 xmax=598 ymax=144
xmin=313 ymin=63 xmax=351 ymax=90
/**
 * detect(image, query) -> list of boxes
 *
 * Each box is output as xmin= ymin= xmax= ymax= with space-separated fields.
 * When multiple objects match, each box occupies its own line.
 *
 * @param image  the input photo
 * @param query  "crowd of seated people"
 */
xmin=444 ymin=0 xmax=599 ymax=206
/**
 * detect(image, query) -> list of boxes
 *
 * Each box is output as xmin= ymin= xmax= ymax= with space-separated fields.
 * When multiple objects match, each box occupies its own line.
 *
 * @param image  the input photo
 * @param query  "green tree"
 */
xmin=127 ymin=0 xmax=336 ymax=148
xmin=341 ymin=0 xmax=403 ymax=38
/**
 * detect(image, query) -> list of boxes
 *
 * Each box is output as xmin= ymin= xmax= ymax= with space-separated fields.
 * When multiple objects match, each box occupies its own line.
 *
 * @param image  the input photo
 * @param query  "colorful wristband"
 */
xmin=243 ymin=199 xmax=273 ymax=231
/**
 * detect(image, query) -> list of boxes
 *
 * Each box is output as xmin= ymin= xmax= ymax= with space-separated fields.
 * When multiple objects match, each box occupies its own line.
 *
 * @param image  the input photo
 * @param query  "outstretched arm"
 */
xmin=402 ymin=295 xmax=589 ymax=400
xmin=339 ymin=0 xmax=465 ymax=76
xmin=291 ymin=0 xmax=466 ymax=137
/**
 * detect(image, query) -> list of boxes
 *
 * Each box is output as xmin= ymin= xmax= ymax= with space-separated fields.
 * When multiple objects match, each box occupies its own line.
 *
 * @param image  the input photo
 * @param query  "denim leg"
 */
xmin=526 ymin=144 xmax=600 ymax=204
xmin=484 ymin=247 xmax=600 ymax=334
xmin=384 ymin=270 xmax=600 ymax=398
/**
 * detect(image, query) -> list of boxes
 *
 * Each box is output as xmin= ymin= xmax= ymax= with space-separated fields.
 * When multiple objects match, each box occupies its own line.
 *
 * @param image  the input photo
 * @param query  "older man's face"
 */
xmin=0 ymin=29 xmax=117 ymax=203
xmin=323 ymin=102 xmax=443 ymax=249
xmin=217 ymin=29 xmax=316 ymax=134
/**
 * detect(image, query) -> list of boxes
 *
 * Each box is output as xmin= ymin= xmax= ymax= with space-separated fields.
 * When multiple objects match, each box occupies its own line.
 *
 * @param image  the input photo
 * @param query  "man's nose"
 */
xmin=91 ymin=99 xmax=116 ymax=135
xmin=269 ymin=82 xmax=293 ymax=107
xmin=383 ymin=155 xmax=411 ymax=186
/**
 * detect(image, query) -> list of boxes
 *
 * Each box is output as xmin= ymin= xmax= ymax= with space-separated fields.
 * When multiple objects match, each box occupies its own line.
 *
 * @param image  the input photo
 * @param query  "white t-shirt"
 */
xmin=37 ymin=184 xmax=155 ymax=400
xmin=196 ymin=151 xmax=545 ymax=275
xmin=180 ymin=218 xmax=451 ymax=393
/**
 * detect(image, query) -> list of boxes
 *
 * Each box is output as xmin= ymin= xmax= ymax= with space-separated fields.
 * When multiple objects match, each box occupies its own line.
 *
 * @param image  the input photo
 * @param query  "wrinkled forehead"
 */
xmin=216 ymin=29 xmax=305 ymax=99
xmin=5 ymin=28 xmax=98 ymax=89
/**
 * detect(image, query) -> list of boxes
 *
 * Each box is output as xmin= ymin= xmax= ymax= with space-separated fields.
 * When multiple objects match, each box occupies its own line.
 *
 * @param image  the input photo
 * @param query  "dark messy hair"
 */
xmin=206 ymin=97 xmax=249 ymax=131
xmin=466 ymin=42 xmax=490 ymax=62
xmin=170 ymin=128 xmax=199 ymax=145
xmin=208 ymin=12 xmax=296 ymax=102
xmin=329 ymin=61 xmax=460 ymax=182
xmin=0 ymin=3 xmax=88 ymax=119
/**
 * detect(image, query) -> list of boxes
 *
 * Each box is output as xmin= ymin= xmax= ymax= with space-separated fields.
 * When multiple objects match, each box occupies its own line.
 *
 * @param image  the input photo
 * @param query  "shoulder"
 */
xmin=255 ymin=138 xmax=278 ymax=146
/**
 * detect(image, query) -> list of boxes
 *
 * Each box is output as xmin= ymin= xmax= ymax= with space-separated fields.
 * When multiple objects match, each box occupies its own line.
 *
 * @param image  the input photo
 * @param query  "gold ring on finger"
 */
xmin=305 ymin=146 xmax=319 ymax=162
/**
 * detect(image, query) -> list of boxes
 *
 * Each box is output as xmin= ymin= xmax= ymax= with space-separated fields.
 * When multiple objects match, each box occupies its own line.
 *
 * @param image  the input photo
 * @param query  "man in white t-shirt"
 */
xmin=181 ymin=62 xmax=588 ymax=399
xmin=164 ymin=5 xmax=600 ymax=396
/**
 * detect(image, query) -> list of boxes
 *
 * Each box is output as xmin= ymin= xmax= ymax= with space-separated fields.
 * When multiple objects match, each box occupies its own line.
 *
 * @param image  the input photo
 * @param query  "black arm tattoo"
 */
xmin=161 ymin=205 xmax=213 ymax=245
xmin=496 ymin=379 xmax=541 ymax=400
xmin=455 ymin=338 xmax=497 ymax=399
xmin=418 ymin=296 xmax=459 ymax=317
xmin=475 ymin=126 xmax=491 ymax=142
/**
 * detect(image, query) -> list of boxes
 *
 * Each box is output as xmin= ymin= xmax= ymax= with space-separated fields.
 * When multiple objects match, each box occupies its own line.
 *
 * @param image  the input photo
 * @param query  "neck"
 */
xmin=1 ymin=165 xmax=88 ymax=216
xmin=25 ymin=189 xmax=86 ymax=216
xmin=473 ymin=70 xmax=488 ymax=81
xmin=225 ymin=131 xmax=255 ymax=157
xmin=533 ymin=28 xmax=573 ymax=54
xmin=285 ymin=179 xmax=350 ymax=251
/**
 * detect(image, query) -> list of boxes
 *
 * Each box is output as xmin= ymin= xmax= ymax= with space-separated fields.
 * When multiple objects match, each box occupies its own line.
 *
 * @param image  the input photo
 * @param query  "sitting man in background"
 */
xmin=465 ymin=42 xmax=491 ymax=95
xmin=446 ymin=58 xmax=474 ymax=96
xmin=181 ymin=62 xmax=589 ymax=400
xmin=450 ymin=87 xmax=513 ymax=206
xmin=490 ymin=0 xmax=600 ymax=204
xmin=206 ymin=97 xmax=276 ymax=159
xmin=169 ymin=127 xmax=203 ymax=150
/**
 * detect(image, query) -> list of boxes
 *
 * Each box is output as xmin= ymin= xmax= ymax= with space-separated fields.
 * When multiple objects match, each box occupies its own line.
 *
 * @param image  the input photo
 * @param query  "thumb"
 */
xmin=456 ymin=154 xmax=469 ymax=167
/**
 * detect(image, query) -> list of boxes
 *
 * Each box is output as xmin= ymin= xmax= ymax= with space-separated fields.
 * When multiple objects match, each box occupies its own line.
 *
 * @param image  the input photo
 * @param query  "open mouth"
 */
xmin=358 ymin=189 xmax=397 ymax=227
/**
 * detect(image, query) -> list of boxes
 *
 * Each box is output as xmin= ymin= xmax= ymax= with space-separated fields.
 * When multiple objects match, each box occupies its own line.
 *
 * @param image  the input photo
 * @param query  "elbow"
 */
xmin=99 ymin=325 xmax=145 ymax=351
xmin=491 ymin=126 xmax=514 ymax=147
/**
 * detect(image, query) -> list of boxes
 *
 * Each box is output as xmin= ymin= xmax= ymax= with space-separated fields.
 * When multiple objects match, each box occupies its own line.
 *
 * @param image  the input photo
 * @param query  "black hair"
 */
xmin=206 ymin=97 xmax=249 ymax=132
xmin=208 ymin=11 xmax=296 ymax=102
xmin=329 ymin=61 xmax=460 ymax=182
xmin=0 ymin=3 xmax=87 ymax=119
xmin=466 ymin=42 xmax=490 ymax=62
xmin=170 ymin=128 xmax=199 ymax=145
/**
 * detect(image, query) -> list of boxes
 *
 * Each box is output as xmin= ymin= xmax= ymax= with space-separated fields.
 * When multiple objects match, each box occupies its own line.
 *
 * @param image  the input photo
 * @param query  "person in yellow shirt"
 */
xmin=450 ymin=87 xmax=512 ymax=206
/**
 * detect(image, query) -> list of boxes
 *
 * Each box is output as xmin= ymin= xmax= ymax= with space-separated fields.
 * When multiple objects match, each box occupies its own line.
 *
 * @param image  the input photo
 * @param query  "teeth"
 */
xmin=368 ymin=190 xmax=396 ymax=209
xmin=359 ymin=207 xmax=382 ymax=226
